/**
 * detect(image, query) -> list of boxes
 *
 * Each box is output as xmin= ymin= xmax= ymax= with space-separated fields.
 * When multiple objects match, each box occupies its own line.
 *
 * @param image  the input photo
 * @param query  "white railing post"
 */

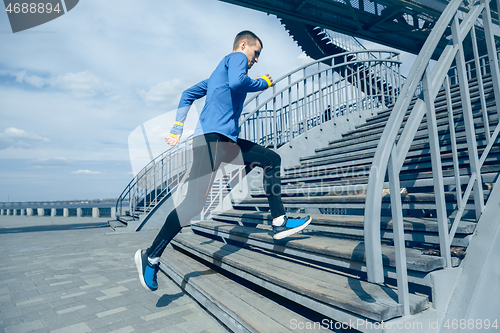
xmin=451 ymin=14 xmax=485 ymax=220
xmin=423 ymin=67 xmax=453 ymax=268
xmin=363 ymin=0 xmax=465 ymax=283
xmin=444 ymin=76 xmax=463 ymax=211
xmin=481 ymin=0 xmax=500 ymax=120
xmin=471 ymin=26 xmax=490 ymax=145
xmin=388 ymin=144 xmax=410 ymax=316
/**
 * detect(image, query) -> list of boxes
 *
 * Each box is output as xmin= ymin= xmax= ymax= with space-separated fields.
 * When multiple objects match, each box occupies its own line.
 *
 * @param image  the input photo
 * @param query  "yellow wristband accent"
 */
xmin=169 ymin=133 xmax=179 ymax=139
xmin=258 ymin=75 xmax=272 ymax=87
xmin=174 ymin=121 xmax=184 ymax=126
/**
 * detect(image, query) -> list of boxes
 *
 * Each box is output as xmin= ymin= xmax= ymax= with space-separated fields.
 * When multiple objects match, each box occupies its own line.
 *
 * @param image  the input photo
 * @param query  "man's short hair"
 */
xmin=233 ymin=30 xmax=263 ymax=51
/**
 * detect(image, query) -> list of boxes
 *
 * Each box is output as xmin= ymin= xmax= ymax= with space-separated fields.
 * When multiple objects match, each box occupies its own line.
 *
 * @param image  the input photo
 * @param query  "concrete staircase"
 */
xmin=156 ymin=68 xmax=499 ymax=332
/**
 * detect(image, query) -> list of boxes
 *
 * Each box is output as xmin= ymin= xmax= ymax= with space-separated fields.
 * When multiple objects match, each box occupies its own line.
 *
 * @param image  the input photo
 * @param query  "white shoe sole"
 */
xmin=134 ymin=249 xmax=151 ymax=291
xmin=273 ymin=216 xmax=312 ymax=240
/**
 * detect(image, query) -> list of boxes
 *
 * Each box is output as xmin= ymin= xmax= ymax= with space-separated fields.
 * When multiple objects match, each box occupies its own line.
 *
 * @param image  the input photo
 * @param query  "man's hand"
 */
xmin=258 ymin=74 xmax=274 ymax=87
xmin=263 ymin=74 xmax=274 ymax=86
xmin=165 ymin=134 xmax=181 ymax=146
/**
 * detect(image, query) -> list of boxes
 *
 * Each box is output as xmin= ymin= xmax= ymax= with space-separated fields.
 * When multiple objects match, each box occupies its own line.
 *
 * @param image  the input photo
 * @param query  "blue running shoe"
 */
xmin=272 ymin=215 xmax=312 ymax=240
xmin=135 ymin=249 xmax=159 ymax=291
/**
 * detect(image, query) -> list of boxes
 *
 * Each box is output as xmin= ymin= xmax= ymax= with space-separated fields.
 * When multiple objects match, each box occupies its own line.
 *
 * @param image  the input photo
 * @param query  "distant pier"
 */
xmin=0 ymin=199 xmax=129 ymax=218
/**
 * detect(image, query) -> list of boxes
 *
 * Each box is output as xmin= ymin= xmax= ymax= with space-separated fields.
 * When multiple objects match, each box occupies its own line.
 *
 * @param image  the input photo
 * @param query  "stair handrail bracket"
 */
xmin=364 ymin=0 xmax=500 ymax=313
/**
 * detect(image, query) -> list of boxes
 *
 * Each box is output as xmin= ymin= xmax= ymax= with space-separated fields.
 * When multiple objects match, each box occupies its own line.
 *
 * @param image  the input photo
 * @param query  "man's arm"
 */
xmin=227 ymin=53 xmax=272 ymax=93
xmin=167 ymin=79 xmax=208 ymax=146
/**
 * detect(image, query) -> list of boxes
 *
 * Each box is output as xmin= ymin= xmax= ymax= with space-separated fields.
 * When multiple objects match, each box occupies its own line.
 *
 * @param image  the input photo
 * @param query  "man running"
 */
xmin=135 ymin=30 xmax=312 ymax=291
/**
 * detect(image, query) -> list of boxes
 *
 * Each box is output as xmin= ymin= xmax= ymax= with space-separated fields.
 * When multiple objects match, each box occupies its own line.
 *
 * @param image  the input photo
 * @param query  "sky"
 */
xmin=0 ymin=0 xmax=416 ymax=203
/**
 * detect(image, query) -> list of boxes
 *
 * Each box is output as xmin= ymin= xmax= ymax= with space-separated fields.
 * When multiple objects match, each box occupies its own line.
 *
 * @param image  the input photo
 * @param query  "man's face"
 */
xmin=241 ymin=40 xmax=262 ymax=69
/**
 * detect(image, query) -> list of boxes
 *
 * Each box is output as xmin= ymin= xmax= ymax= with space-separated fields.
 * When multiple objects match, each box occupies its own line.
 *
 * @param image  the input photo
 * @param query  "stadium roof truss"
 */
xmin=220 ymin=0 xmax=481 ymax=58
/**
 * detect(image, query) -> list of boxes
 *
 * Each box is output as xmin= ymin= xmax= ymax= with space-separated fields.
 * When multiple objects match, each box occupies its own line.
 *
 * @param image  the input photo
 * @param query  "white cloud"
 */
xmin=15 ymin=70 xmax=47 ymax=88
xmin=0 ymin=127 xmax=51 ymax=150
xmin=55 ymin=71 xmax=106 ymax=98
xmin=71 ymin=169 xmax=102 ymax=175
xmin=13 ymin=70 xmax=106 ymax=98
xmin=137 ymin=79 xmax=184 ymax=107
xmin=32 ymin=157 xmax=71 ymax=168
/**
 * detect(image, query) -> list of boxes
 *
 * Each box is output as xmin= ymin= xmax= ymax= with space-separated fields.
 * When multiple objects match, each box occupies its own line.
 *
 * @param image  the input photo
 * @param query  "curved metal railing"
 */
xmin=116 ymin=50 xmax=404 ymax=224
xmin=240 ymin=50 xmax=402 ymax=149
xmin=116 ymin=138 xmax=193 ymax=221
xmin=363 ymin=0 xmax=500 ymax=315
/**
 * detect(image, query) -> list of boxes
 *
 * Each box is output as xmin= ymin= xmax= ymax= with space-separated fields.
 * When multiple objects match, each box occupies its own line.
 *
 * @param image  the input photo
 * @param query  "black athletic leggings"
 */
xmin=147 ymin=133 xmax=286 ymax=258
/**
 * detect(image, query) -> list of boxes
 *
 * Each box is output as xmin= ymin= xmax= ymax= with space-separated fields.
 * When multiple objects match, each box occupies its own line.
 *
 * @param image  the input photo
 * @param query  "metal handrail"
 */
xmin=116 ymin=137 xmax=194 ymax=220
xmin=240 ymin=51 xmax=402 ymax=149
xmin=363 ymin=0 xmax=500 ymax=316
xmin=243 ymin=50 xmax=401 ymax=110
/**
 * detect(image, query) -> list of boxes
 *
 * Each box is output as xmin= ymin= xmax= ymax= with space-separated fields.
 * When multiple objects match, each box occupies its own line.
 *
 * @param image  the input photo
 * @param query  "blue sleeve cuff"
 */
xmin=170 ymin=125 xmax=183 ymax=135
xmin=257 ymin=75 xmax=272 ymax=88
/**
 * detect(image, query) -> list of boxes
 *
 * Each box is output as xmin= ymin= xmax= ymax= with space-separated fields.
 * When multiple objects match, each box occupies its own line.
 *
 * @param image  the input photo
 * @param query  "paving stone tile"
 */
xmin=14 ymin=297 xmax=45 ymax=307
xmin=108 ymin=325 xmax=135 ymax=333
xmin=55 ymin=304 xmax=87 ymax=314
xmin=177 ymin=311 xmax=223 ymax=333
xmin=2 ymin=317 xmax=25 ymax=329
xmin=86 ymin=315 xmax=125 ymax=330
xmin=49 ymin=322 xmax=93 ymax=333
xmin=17 ymin=302 xmax=53 ymax=316
xmin=47 ymin=296 xmax=83 ymax=309
xmin=91 ymin=327 xmax=113 ymax=333
xmin=74 ymin=303 xmax=109 ymax=318
xmin=4 ymin=319 xmax=45 ymax=333
xmin=98 ymin=296 xmax=137 ymax=310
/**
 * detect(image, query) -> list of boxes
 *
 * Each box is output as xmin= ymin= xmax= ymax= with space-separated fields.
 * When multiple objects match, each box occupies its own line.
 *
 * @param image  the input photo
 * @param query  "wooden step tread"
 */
xmin=211 ymin=210 xmax=476 ymax=234
xmin=314 ymin=108 xmax=496 ymax=161
xmin=236 ymin=193 xmax=457 ymax=205
xmin=291 ymin=133 xmax=499 ymax=173
xmin=329 ymin=92 xmax=495 ymax=146
xmin=108 ymin=220 xmax=127 ymax=230
xmin=162 ymin=247 xmax=323 ymax=333
xmin=210 ymin=211 xmax=473 ymax=247
xmin=192 ymin=221 xmax=458 ymax=272
xmin=297 ymin=129 xmax=497 ymax=169
xmin=172 ymin=232 xmax=430 ymax=322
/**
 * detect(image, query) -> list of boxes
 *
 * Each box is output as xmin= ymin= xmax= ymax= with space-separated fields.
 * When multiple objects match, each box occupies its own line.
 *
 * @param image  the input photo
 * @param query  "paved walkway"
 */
xmin=0 ymin=216 xmax=229 ymax=333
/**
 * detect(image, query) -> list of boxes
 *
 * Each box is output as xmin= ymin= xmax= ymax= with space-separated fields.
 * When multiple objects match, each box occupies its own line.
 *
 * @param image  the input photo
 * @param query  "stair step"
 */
xmin=212 ymin=210 xmax=475 ymax=233
xmin=209 ymin=210 xmax=474 ymax=247
xmin=338 ymin=87 xmax=494 ymax=140
xmin=171 ymin=232 xmax=430 ymax=323
xmin=316 ymin=102 xmax=496 ymax=160
xmin=108 ymin=219 xmax=127 ymax=230
xmin=328 ymin=80 xmax=493 ymax=145
xmin=233 ymin=193 xmax=459 ymax=212
xmin=300 ymin=117 xmax=497 ymax=169
xmin=242 ymin=192 xmax=456 ymax=203
xmin=277 ymin=167 xmax=499 ymax=193
xmin=297 ymin=113 xmax=497 ymax=170
xmin=191 ymin=220 xmax=459 ymax=273
xmin=161 ymin=246 xmax=326 ymax=333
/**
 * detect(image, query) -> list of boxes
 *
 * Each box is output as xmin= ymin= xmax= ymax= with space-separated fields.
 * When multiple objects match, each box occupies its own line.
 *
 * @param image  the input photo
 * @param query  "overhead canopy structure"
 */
xmin=219 ymin=0 xmax=494 ymax=59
